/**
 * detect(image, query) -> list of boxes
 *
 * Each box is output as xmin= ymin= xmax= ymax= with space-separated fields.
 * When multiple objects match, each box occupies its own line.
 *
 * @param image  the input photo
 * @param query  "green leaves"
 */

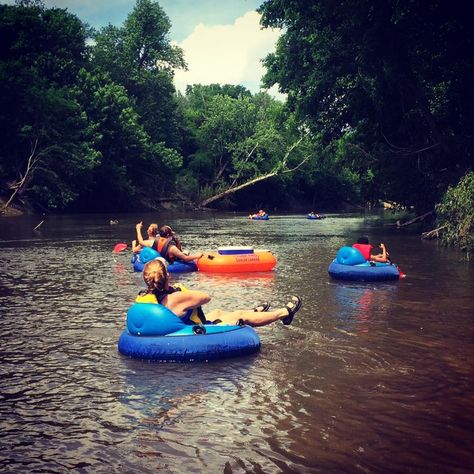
xmin=259 ymin=0 xmax=474 ymax=211
xmin=0 ymin=4 xmax=97 ymax=210
xmin=91 ymin=0 xmax=185 ymax=152
xmin=436 ymin=172 xmax=474 ymax=254
xmin=6 ymin=0 xmax=471 ymax=214
xmin=179 ymin=83 xmax=319 ymax=207
xmin=92 ymin=0 xmax=185 ymax=83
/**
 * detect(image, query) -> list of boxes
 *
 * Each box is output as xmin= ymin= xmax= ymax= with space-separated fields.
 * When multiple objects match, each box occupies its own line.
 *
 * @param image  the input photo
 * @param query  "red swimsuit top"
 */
xmin=352 ymin=243 xmax=373 ymax=260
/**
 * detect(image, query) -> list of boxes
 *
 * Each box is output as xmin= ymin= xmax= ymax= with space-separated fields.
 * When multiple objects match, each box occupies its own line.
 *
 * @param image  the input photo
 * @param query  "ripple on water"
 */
xmin=1 ymin=214 xmax=473 ymax=472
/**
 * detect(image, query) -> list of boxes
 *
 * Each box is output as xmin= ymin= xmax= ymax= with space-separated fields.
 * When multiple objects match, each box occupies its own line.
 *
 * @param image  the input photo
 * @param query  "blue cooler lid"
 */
xmin=218 ymin=246 xmax=254 ymax=255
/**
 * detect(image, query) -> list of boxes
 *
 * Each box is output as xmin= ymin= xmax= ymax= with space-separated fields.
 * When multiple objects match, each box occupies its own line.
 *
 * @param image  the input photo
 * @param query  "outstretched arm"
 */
xmin=135 ymin=222 xmax=152 ymax=248
xmin=371 ymin=243 xmax=388 ymax=262
xmin=167 ymin=290 xmax=211 ymax=317
xmin=169 ymin=245 xmax=203 ymax=262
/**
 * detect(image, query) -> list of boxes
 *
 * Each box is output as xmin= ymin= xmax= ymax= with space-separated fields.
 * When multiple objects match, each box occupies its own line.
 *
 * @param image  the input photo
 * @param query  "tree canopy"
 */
xmin=0 ymin=2 xmax=98 ymax=209
xmin=0 ymin=0 xmax=472 ymax=228
xmin=259 ymin=0 xmax=473 ymax=212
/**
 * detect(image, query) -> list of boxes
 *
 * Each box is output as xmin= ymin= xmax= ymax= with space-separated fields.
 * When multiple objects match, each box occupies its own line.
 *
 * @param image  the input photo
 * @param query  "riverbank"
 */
xmin=0 ymin=195 xmax=367 ymax=217
xmin=0 ymin=198 xmax=24 ymax=216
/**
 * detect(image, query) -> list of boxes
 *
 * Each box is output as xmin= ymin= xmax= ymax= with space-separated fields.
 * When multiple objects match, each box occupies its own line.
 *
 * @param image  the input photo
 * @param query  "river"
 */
xmin=0 ymin=211 xmax=473 ymax=473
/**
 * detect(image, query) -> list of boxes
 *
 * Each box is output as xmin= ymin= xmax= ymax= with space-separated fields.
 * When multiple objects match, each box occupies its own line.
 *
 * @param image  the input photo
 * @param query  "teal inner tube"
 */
xmin=131 ymin=248 xmax=197 ymax=273
xmin=328 ymin=246 xmax=400 ymax=281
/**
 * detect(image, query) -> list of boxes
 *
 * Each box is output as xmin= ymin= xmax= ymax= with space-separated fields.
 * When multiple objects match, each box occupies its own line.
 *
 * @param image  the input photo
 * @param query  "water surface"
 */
xmin=1 ymin=212 xmax=473 ymax=472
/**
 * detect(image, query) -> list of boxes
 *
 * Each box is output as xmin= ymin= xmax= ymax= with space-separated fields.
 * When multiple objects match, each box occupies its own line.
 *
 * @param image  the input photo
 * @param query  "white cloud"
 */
xmin=173 ymin=11 xmax=285 ymax=100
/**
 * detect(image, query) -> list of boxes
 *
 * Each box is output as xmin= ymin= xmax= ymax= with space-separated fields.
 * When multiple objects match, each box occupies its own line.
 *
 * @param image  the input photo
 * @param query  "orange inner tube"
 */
xmin=197 ymin=251 xmax=277 ymax=273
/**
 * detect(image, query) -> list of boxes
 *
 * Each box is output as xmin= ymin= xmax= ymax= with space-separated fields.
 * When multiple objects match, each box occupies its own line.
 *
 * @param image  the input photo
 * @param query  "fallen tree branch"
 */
xmin=199 ymin=170 xmax=279 ymax=207
xmin=282 ymin=155 xmax=311 ymax=173
xmin=33 ymin=220 xmax=44 ymax=231
xmin=229 ymin=142 xmax=259 ymax=188
xmin=1 ymin=138 xmax=40 ymax=214
xmin=397 ymin=211 xmax=434 ymax=227
xmin=198 ymin=131 xmax=311 ymax=208
xmin=421 ymin=225 xmax=447 ymax=240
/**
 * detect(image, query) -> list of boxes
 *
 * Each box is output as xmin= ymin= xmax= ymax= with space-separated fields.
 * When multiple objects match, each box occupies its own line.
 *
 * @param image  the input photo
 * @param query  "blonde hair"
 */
xmin=147 ymin=223 xmax=159 ymax=237
xmin=143 ymin=259 xmax=168 ymax=293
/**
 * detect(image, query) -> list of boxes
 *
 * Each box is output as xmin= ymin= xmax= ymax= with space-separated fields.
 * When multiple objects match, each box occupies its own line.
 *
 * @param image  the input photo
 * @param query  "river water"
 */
xmin=0 ymin=211 xmax=473 ymax=473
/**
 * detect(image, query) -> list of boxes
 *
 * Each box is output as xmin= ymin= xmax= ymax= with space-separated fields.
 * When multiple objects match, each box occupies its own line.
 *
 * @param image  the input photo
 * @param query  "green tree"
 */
xmin=259 ymin=0 xmax=474 ymax=211
xmin=436 ymin=172 xmax=474 ymax=256
xmin=0 ymin=2 xmax=99 ymax=211
xmin=92 ymin=0 xmax=185 ymax=148
xmin=179 ymin=86 xmax=315 ymax=207
xmin=73 ymin=69 xmax=182 ymax=211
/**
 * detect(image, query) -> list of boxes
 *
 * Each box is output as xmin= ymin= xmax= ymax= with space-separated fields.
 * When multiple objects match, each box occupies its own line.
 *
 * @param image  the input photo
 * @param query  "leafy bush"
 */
xmin=436 ymin=172 xmax=474 ymax=255
xmin=176 ymin=173 xmax=199 ymax=201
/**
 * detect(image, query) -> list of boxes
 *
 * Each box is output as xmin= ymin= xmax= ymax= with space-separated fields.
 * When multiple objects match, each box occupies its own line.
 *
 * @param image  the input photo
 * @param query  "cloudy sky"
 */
xmin=2 ymin=0 xmax=283 ymax=97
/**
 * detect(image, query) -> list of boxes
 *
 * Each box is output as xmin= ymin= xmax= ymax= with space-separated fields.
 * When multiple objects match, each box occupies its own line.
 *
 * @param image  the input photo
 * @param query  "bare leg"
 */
xmin=207 ymin=296 xmax=301 ymax=327
xmin=206 ymin=308 xmax=288 ymax=327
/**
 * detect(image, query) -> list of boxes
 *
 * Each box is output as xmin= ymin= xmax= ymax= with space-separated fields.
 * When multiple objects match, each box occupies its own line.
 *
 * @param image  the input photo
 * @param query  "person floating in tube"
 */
xmin=135 ymin=222 xmax=203 ymax=264
xmin=248 ymin=209 xmax=267 ymax=219
xmin=352 ymin=236 xmax=390 ymax=263
xmin=141 ymin=259 xmax=302 ymax=327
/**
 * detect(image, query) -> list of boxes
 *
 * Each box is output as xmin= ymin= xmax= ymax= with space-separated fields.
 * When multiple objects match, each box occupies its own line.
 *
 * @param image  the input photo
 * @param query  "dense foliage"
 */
xmin=0 ymin=0 xmax=184 ymax=211
xmin=258 ymin=0 xmax=473 ymax=212
xmin=177 ymin=85 xmax=317 ymax=208
xmin=0 ymin=2 xmax=99 ymax=209
xmin=436 ymin=172 xmax=474 ymax=255
xmin=0 ymin=0 xmax=472 ymax=229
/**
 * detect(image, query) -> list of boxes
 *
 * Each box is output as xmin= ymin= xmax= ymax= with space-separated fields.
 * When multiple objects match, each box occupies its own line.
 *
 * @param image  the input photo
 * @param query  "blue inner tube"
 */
xmin=251 ymin=215 xmax=269 ymax=220
xmin=307 ymin=215 xmax=321 ymax=220
xmin=118 ymin=325 xmax=261 ymax=362
xmin=328 ymin=260 xmax=400 ymax=281
xmin=118 ymin=302 xmax=261 ymax=362
xmin=118 ymin=303 xmax=260 ymax=362
xmin=131 ymin=251 xmax=197 ymax=273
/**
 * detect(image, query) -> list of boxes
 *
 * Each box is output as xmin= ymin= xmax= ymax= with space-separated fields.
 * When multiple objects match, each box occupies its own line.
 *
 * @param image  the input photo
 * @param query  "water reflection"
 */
xmin=112 ymin=263 xmax=132 ymax=288
xmin=329 ymin=282 xmax=399 ymax=334
xmin=194 ymin=270 xmax=275 ymax=287
xmin=120 ymin=357 xmax=258 ymax=413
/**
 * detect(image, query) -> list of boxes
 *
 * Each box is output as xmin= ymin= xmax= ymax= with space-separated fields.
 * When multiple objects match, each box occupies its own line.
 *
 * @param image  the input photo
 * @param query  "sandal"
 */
xmin=282 ymin=295 xmax=302 ymax=325
xmin=253 ymin=301 xmax=270 ymax=312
